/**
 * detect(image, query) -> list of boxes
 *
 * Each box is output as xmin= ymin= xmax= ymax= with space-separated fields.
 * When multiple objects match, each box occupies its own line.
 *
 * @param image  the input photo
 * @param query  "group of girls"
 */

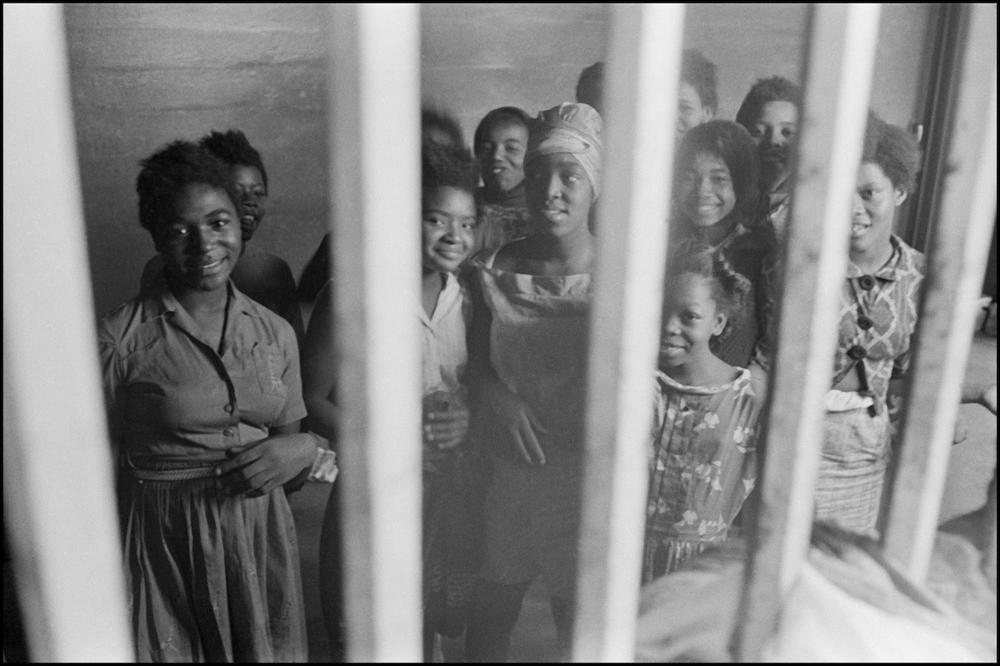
xmin=97 ymin=71 xmax=996 ymax=663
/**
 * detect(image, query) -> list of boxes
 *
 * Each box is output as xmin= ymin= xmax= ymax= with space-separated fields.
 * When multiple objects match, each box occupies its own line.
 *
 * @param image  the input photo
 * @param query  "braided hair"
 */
xmin=665 ymin=240 xmax=752 ymax=348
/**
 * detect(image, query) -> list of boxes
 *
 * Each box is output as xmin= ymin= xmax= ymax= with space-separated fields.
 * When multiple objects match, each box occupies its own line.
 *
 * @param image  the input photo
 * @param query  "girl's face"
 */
xmin=678 ymin=152 xmax=737 ymax=228
xmin=677 ymin=81 xmax=713 ymax=137
xmin=659 ymin=273 xmax=727 ymax=370
xmin=477 ymin=119 xmax=528 ymax=195
xmin=525 ymin=152 xmax=595 ymax=236
xmin=850 ymin=161 xmax=905 ymax=257
xmin=158 ymin=183 xmax=242 ymax=293
xmin=748 ymin=100 xmax=798 ymax=191
xmin=422 ymin=186 xmax=477 ymax=273
xmin=230 ymin=164 xmax=267 ymax=241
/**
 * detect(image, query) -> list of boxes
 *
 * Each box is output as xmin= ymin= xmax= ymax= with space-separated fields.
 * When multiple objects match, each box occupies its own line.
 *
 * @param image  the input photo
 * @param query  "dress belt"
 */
xmin=123 ymin=464 xmax=219 ymax=482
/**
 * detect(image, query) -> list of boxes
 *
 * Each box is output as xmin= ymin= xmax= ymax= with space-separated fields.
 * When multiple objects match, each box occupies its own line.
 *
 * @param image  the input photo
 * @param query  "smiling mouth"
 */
xmin=850 ymin=221 xmax=870 ymax=237
xmin=191 ymin=257 xmax=227 ymax=274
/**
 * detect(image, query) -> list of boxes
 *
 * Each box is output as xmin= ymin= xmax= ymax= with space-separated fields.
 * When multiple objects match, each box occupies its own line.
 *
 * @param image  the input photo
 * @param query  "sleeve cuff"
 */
xmin=307 ymin=435 xmax=339 ymax=484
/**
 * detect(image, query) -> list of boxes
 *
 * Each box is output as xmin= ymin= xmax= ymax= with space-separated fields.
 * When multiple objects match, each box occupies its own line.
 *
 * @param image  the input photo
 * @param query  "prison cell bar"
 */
xmin=571 ymin=4 xmax=684 ymax=662
xmin=732 ymin=4 xmax=883 ymax=661
xmin=326 ymin=4 xmax=424 ymax=661
xmin=882 ymin=2 xmax=998 ymax=583
xmin=2 ymin=3 xmax=133 ymax=662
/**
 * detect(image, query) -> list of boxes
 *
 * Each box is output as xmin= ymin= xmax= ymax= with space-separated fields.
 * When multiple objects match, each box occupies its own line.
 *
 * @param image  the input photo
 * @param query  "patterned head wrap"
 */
xmin=526 ymin=102 xmax=604 ymax=198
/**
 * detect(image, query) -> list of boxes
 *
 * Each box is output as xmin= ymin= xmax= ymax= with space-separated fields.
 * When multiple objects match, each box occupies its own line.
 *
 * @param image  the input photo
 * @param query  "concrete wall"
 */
xmin=66 ymin=3 xmax=934 ymax=317
xmin=65 ymin=3 xmax=331 ymax=317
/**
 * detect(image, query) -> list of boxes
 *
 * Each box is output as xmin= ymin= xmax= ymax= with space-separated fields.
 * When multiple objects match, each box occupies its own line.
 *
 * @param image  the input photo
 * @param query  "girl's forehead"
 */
xmin=690 ymin=151 xmax=728 ymax=169
xmin=487 ymin=117 xmax=528 ymax=135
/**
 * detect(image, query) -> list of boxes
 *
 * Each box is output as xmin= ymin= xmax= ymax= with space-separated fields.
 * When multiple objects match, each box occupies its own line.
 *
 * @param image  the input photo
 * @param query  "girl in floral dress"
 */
xmin=642 ymin=247 xmax=765 ymax=583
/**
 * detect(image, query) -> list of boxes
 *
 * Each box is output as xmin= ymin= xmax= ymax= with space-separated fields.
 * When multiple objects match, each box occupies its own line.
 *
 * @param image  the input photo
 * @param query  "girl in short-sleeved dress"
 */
xmin=642 ymin=249 xmax=764 ymax=583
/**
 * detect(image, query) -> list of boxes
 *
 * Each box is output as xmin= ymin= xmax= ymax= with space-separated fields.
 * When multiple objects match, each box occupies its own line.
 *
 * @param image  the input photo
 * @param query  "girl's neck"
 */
xmin=665 ymin=352 xmax=735 ymax=387
xmin=421 ymin=269 xmax=445 ymax=318
xmin=530 ymin=227 xmax=595 ymax=270
xmin=688 ymin=216 xmax=737 ymax=247
xmin=849 ymin=237 xmax=895 ymax=275
xmin=171 ymin=280 xmax=229 ymax=317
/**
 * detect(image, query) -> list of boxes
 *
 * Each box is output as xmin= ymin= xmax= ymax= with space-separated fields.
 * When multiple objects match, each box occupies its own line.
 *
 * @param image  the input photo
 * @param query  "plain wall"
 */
xmin=66 ymin=3 xmax=331 ymax=317
xmin=68 ymin=3 xmax=934 ymax=318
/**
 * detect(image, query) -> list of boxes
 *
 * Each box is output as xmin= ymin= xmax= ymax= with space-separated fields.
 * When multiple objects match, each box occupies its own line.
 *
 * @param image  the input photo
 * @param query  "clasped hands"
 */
xmin=216 ymin=433 xmax=319 ymax=497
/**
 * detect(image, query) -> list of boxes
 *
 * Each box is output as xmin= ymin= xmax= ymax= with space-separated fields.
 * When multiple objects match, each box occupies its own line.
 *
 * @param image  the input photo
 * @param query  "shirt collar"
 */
xmin=846 ymin=235 xmax=916 ymax=281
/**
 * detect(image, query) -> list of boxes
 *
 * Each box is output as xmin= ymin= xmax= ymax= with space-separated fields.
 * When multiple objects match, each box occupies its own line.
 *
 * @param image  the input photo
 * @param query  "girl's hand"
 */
xmin=480 ymin=377 xmax=548 ymax=465
xmin=217 ymin=433 xmax=319 ymax=497
xmin=424 ymin=399 xmax=470 ymax=452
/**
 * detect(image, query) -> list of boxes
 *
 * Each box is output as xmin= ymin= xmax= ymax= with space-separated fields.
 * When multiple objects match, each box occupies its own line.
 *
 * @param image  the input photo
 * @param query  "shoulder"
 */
xmin=892 ymin=236 xmax=925 ymax=275
xmin=97 ymin=294 xmax=166 ymax=358
xmin=97 ymin=298 xmax=142 ymax=346
xmin=232 ymin=287 xmax=297 ymax=347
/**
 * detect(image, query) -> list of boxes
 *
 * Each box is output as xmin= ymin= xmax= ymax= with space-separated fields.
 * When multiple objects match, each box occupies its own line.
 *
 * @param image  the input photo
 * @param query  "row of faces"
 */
xmin=479 ymin=99 xmax=800 ymax=197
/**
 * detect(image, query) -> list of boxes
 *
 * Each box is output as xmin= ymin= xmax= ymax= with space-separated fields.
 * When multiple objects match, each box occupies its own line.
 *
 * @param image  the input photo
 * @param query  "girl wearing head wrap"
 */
xmin=464 ymin=102 xmax=602 ymax=661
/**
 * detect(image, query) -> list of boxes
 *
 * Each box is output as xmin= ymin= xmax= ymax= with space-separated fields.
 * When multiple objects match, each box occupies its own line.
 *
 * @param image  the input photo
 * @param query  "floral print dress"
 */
xmin=642 ymin=368 xmax=763 ymax=583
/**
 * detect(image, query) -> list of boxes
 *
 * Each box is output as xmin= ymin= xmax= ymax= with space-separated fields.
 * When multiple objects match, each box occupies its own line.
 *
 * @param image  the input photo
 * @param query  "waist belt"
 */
xmin=123 ymin=465 xmax=219 ymax=482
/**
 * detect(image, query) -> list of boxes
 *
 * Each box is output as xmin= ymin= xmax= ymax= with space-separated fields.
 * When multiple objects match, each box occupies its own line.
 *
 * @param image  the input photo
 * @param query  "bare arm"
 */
xmin=301 ymin=280 xmax=340 ymax=443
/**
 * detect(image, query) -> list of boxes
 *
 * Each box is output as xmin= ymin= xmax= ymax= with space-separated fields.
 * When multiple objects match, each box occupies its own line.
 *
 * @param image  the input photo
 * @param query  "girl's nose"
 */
xmin=851 ymin=192 xmax=866 ymax=214
xmin=546 ymin=173 xmax=563 ymax=199
xmin=698 ymin=176 xmax=713 ymax=195
xmin=190 ymin=227 xmax=214 ymax=252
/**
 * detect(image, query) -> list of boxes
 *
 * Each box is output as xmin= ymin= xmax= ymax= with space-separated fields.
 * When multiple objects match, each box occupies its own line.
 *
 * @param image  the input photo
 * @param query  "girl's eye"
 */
xmin=169 ymin=225 xmax=189 ymax=238
xmin=781 ymin=128 xmax=796 ymax=139
xmin=423 ymin=216 xmax=445 ymax=227
xmin=211 ymin=217 xmax=230 ymax=229
xmin=461 ymin=219 xmax=477 ymax=230
xmin=712 ymin=175 xmax=730 ymax=185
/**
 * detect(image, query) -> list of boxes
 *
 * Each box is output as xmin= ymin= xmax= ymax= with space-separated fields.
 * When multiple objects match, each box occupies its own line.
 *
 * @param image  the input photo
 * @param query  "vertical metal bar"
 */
xmin=326 ymin=4 xmax=423 ymax=661
xmin=571 ymin=4 xmax=683 ymax=662
xmin=733 ymin=4 xmax=881 ymax=660
xmin=882 ymin=2 xmax=997 ymax=582
xmin=2 ymin=3 xmax=133 ymax=662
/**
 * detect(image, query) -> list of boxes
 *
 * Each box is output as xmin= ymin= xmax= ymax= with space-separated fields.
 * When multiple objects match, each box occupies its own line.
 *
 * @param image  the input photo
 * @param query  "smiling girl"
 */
xmin=472 ymin=106 xmax=534 ymax=255
xmin=643 ymin=247 xmax=763 ymax=583
xmin=815 ymin=112 xmax=997 ymax=535
xmin=671 ymin=120 xmax=778 ymax=370
xmin=464 ymin=102 xmax=602 ymax=661
xmin=305 ymin=141 xmax=484 ymax=661
xmin=99 ymin=141 xmax=329 ymax=661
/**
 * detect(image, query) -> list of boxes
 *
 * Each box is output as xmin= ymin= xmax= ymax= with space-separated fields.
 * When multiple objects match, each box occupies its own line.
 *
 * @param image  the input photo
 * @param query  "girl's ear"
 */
xmin=894 ymin=187 xmax=908 ymax=207
xmin=712 ymin=311 xmax=728 ymax=337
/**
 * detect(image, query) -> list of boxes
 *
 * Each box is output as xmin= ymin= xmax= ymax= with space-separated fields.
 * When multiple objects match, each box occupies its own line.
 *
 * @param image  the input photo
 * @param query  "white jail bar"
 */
xmin=327 ymin=4 xmax=423 ymax=662
xmin=2 ymin=3 xmax=133 ymax=662
xmin=883 ymin=2 xmax=997 ymax=582
xmin=572 ymin=3 xmax=684 ymax=662
xmin=733 ymin=4 xmax=882 ymax=661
